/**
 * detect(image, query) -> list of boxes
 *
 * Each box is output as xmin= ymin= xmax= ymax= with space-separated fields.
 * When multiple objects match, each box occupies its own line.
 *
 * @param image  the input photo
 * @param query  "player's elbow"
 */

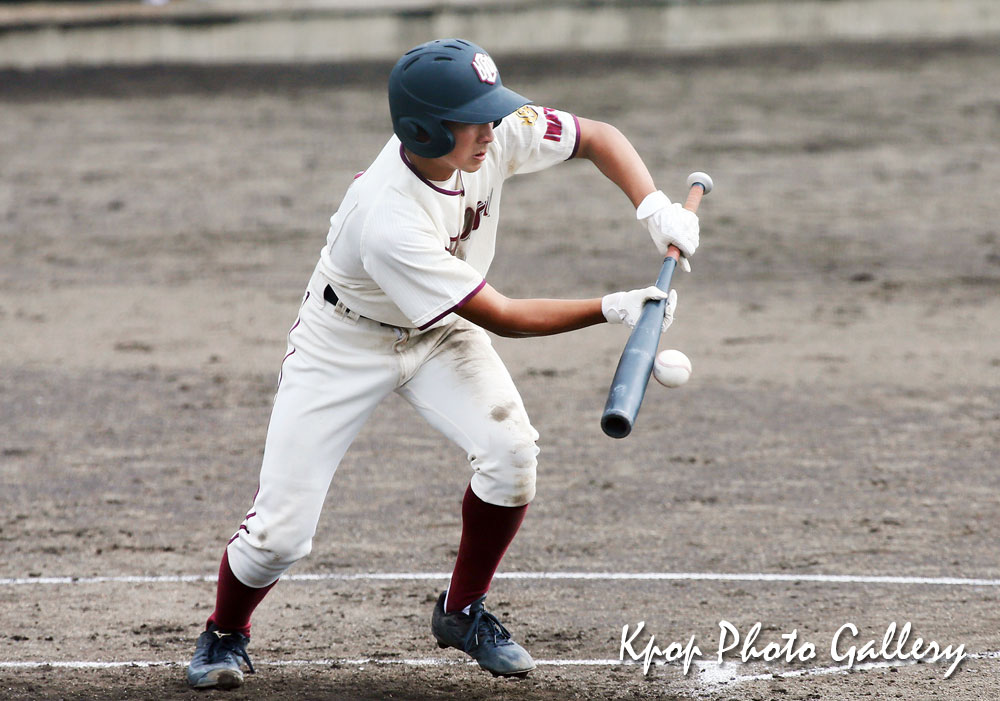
xmin=485 ymin=323 xmax=531 ymax=339
xmin=474 ymin=315 xmax=531 ymax=338
xmin=456 ymin=286 xmax=529 ymax=337
xmin=474 ymin=301 xmax=540 ymax=338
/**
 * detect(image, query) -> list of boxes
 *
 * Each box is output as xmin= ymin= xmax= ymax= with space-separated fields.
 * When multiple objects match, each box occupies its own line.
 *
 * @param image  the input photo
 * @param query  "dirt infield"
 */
xmin=2 ymin=39 xmax=999 ymax=700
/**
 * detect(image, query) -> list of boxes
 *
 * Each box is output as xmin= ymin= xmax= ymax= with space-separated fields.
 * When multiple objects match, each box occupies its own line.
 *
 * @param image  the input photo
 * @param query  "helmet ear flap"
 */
xmin=397 ymin=116 xmax=428 ymax=145
xmin=397 ymin=116 xmax=455 ymax=158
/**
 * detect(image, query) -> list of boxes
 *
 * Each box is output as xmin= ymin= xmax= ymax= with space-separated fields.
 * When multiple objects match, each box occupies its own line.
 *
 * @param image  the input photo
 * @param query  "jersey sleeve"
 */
xmin=493 ymin=105 xmax=581 ymax=178
xmin=360 ymin=203 xmax=485 ymax=330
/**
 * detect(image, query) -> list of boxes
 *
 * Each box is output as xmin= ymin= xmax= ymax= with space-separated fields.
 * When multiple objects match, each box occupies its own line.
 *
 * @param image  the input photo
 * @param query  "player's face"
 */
xmin=441 ymin=121 xmax=494 ymax=173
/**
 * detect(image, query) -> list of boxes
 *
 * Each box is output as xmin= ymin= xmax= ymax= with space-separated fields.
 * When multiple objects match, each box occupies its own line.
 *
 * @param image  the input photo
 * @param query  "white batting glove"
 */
xmin=602 ymin=286 xmax=678 ymax=333
xmin=637 ymin=190 xmax=699 ymax=269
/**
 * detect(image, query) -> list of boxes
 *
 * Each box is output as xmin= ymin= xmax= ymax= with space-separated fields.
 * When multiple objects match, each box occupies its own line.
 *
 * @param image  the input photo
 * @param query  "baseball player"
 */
xmin=185 ymin=38 xmax=699 ymax=689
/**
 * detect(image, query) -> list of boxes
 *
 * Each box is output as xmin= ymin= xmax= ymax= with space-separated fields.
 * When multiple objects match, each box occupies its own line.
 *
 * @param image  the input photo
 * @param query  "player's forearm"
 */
xmin=458 ymin=289 xmax=606 ymax=338
xmin=575 ymin=117 xmax=656 ymax=209
xmin=495 ymin=297 xmax=606 ymax=338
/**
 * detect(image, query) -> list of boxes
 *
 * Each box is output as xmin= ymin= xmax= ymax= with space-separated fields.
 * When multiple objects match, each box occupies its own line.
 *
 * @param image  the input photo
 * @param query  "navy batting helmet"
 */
xmin=389 ymin=39 xmax=530 ymax=158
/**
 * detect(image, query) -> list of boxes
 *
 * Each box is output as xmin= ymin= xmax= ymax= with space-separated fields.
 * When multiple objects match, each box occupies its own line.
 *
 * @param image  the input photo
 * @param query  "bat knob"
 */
xmin=686 ymin=171 xmax=713 ymax=195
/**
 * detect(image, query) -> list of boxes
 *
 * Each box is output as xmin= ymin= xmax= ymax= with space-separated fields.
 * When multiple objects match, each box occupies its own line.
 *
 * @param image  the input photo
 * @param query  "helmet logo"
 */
xmin=471 ymin=52 xmax=499 ymax=84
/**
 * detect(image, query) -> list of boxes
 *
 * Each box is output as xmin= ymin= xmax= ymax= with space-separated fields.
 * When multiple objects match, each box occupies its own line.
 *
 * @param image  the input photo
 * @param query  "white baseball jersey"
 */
xmin=317 ymin=105 xmax=580 ymax=330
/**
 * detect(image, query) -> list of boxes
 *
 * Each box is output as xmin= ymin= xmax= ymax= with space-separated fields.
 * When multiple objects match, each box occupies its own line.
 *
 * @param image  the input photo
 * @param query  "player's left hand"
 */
xmin=636 ymin=190 xmax=699 ymax=267
xmin=602 ymin=286 xmax=678 ymax=332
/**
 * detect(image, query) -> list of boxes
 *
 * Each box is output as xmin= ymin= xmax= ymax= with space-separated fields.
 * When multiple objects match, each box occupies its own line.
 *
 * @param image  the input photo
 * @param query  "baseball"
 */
xmin=653 ymin=349 xmax=692 ymax=388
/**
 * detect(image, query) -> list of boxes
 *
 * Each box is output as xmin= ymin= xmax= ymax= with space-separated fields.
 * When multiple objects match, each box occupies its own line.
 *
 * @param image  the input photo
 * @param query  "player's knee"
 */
xmin=475 ymin=423 xmax=539 ymax=506
xmin=506 ymin=449 xmax=538 ymax=506
xmin=510 ymin=437 xmax=539 ymax=474
xmin=267 ymin=529 xmax=314 ymax=566
xmin=228 ymin=524 xmax=313 ymax=588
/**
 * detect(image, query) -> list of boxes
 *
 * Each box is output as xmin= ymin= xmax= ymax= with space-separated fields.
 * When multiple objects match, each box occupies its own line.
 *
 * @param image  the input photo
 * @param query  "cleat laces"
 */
xmin=210 ymin=631 xmax=256 ymax=674
xmin=464 ymin=608 xmax=514 ymax=651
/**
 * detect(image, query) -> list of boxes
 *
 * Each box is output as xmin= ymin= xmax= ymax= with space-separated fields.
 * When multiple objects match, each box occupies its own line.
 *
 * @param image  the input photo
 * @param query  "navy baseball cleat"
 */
xmin=185 ymin=624 xmax=255 ymax=689
xmin=431 ymin=591 xmax=536 ymax=678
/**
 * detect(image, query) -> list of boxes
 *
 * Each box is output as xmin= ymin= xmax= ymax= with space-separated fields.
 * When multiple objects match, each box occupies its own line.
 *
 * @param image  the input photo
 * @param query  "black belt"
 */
xmin=323 ymin=283 xmax=342 ymax=308
xmin=323 ymin=284 xmax=356 ymax=313
xmin=323 ymin=284 xmax=392 ymax=327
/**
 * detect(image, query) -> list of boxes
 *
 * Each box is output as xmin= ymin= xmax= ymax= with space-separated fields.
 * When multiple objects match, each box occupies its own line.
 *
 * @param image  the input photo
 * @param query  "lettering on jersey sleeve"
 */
xmin=542 ymin=107 xmax=564 ymax=142
xmin=471 ymin=53 xmax=499 ymax=84
xmin=516 ymin=105 xmax=538 ymax=126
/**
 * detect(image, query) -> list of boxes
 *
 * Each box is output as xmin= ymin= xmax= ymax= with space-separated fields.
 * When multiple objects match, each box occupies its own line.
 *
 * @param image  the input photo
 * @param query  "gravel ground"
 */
xmin=1 ymin=38 xmax=999 ymax=700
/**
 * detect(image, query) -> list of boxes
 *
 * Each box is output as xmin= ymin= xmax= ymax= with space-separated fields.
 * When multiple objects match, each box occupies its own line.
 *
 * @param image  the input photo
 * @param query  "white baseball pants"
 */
xmin=227 ymin=268 xmax=539 ymax=588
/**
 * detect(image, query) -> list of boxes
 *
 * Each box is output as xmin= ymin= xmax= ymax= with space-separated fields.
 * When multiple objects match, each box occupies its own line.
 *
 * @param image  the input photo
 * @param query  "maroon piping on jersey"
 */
xmin=399 ymin=144 xmax=465 ymax=196
xmin=568 ymin=114 xmax=582 ymax=159
xmin=418 ymin=279 xmax=486 ymax=331
xmin=276 ymin=298 xmax=304 ymax=389
xmin=228 ymin=524 xmax=248 ymax=545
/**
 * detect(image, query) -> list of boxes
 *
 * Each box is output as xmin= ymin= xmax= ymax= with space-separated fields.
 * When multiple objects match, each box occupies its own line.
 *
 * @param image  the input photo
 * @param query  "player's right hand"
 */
xmin=636 ymin=190 xmax=699 ymax=262
xmin=602 ymin=286 xmax=678 ymax=332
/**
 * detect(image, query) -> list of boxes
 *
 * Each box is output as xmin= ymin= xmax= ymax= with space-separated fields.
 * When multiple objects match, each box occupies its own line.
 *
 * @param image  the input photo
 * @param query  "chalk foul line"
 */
xmin=3 ymin=571 xmax=997 ymax=690
xmin=2 ymin=650 xmax=998 ymax=686
xmin=3 ymin=571 xmax=1000 ymax=587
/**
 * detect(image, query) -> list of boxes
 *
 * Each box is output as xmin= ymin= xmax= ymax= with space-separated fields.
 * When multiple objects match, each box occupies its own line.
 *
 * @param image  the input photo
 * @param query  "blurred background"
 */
xmin=1 ymin=0 xmax=999 ymax=70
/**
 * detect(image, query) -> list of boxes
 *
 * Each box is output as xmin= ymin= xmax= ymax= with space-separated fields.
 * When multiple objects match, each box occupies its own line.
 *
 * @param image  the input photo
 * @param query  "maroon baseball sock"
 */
xmin=445 ymin=484 xmax=528 ymax=613
xmin=206 ymin=550 xmax=275 ymax=637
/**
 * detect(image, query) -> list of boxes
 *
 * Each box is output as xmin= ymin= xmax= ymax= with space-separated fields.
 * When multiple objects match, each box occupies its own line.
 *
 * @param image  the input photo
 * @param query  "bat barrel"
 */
xmin=600 ymin=257 xmax=678 ymax=438
xmin=600 ymin=409 xmax=633 ymax=439
xmin=600 ymin=342 xmax=656 ymax=438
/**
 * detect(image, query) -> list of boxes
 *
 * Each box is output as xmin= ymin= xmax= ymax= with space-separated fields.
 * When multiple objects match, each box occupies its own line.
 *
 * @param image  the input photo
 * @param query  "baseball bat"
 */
xmin=600 ymin=172 xmax=713 ymax=439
